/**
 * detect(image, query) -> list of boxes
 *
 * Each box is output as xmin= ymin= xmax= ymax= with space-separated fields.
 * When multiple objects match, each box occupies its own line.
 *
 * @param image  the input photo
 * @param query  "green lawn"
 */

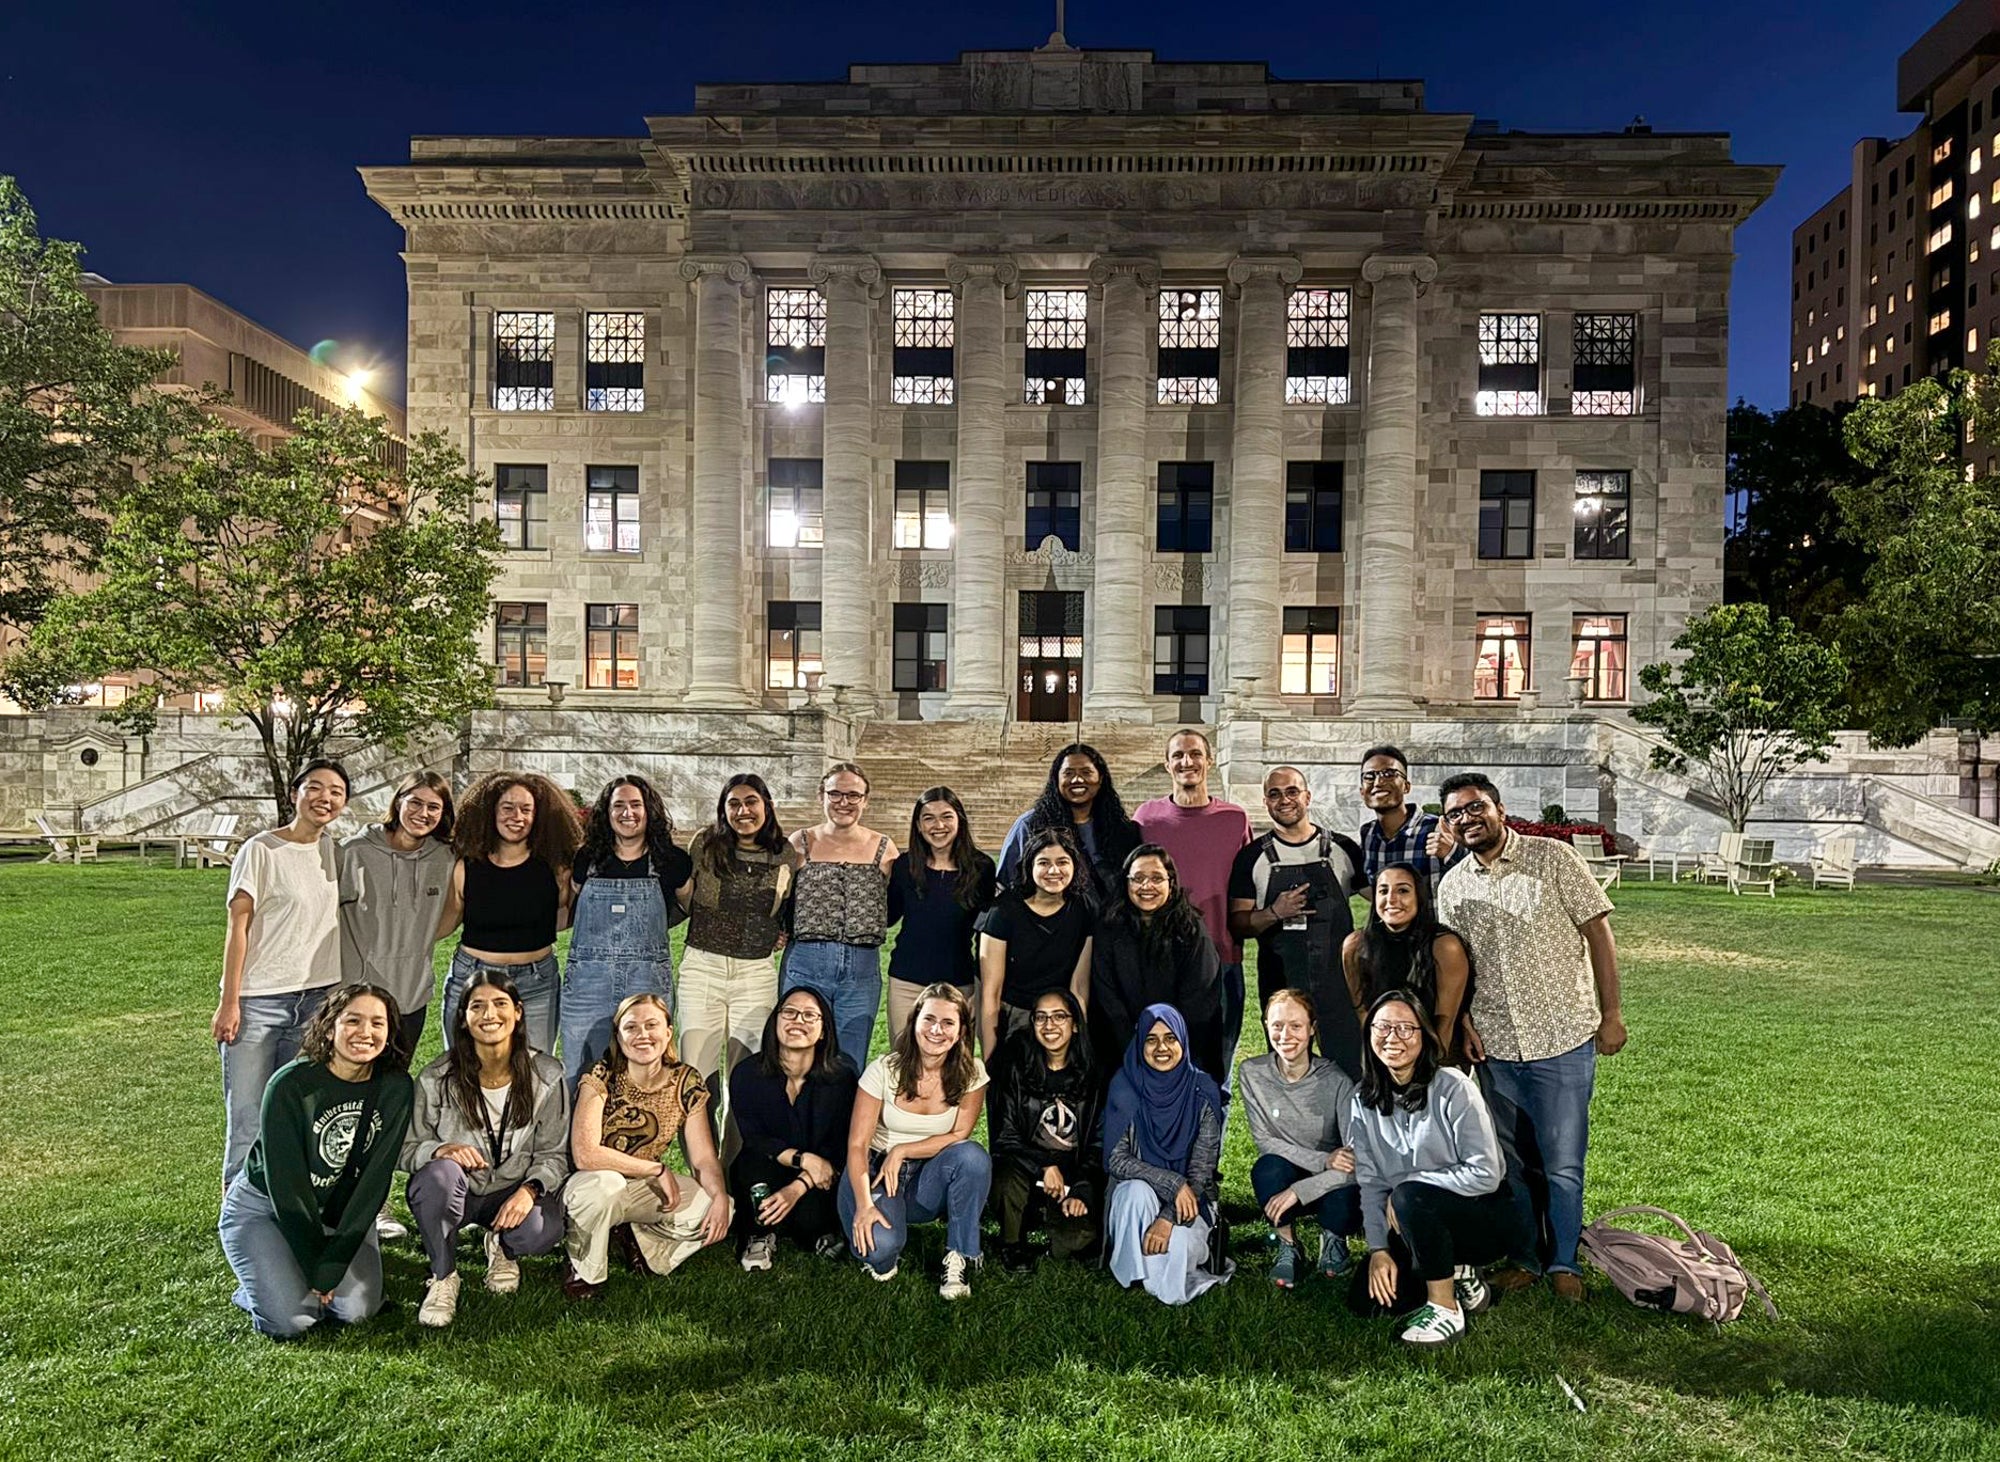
xmin=1 ymin=864 xmax=1995 ymax=1461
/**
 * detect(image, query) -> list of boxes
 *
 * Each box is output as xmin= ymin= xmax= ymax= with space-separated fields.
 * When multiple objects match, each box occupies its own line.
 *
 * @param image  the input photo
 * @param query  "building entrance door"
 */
xmin=1017 ymin=590 xmax=1083 ymax=723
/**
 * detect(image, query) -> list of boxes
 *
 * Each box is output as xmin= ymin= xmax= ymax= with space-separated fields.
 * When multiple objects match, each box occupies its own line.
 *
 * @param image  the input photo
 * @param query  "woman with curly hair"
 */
xmin=561 ymin=774 xmax=694 ymax=1086
xmin=217 ymin=983 xmax=415 ymax=1338
xmin=1088 ymin=845 xmax=1224 ymax=1085
xmin=996 ymin=743 xmax=1141 ymax=898
xmin=437 ymin=771 xmax=583 ymax=1058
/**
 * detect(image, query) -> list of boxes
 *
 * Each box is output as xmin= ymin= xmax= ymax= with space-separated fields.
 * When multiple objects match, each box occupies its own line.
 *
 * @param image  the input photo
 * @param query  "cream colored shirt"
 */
xmin=858 ymin=1054 xmax=988 ymax=1154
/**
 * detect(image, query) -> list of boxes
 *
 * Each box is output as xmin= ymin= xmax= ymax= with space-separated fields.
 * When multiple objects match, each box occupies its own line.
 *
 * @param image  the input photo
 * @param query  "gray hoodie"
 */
xmin=338 ymin=824 xmax=455 ymax=1016
xmin=401 ymin=1050 xmax=571 ymax=1198
xmin=1347 ymin=1066 xmax=1506 ymax=1252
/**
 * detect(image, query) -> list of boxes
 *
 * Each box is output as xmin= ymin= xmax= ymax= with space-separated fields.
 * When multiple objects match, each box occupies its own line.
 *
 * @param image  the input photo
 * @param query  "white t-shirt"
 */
xmin=225 ymin=830 xmax=342 ymax=996
xmin=858 ymin=1053 xmax=989 ymax=1154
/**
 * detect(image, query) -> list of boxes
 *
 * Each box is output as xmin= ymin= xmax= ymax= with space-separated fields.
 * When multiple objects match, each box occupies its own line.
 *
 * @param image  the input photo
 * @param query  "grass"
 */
xmin=0 ymin=864 xmax=1996 ymax=1460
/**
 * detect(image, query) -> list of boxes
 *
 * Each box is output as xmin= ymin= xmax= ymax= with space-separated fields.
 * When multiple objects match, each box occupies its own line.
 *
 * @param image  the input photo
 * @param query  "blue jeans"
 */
xmin=219 ymin=986 xmax=329 ymax=1185
xmin=1482 ymin=1038 xmax=1596 ymax=1275
xmin=782 ymin=940 xmax=882 ymax=1067
xmin=443 ymin=949 xmax=560 ymax=1058
xmin=837 ymin=1142 xmax=991 ymax=1272
xmin=218 ymin=1174 xmax=381 ymax=1338
xmin=1219 ymin=961 xmax=1245 ymax=1099
xmin=1250 ymin=1153 xmax=1362 ymax=1239
xmin=563 ymin=872 xmax=673 ymax=1086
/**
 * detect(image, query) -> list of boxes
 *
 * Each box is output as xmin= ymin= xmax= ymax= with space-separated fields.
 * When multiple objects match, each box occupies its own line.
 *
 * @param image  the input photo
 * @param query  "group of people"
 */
xmin=214 ymin=733 xmax=1626 ymax=1348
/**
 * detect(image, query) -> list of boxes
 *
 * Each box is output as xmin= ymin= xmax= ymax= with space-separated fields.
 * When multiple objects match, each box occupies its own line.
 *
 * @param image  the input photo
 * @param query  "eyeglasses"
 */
xmin=1031 ymin=1011 xmax=1073 ymax=1026
xmin=1264 ymin=786 xmax=1307 ymax=800
xmin=1128 ymin=874 xmax=1170 ymax=888
xmin=823 ymin=790 xmax=867 ymax=804
xmin=1359 ymin=769 xmax=1406 ymax=785
xmin=1440 ymin=801 xmax=1493 ymax=826
xmin=1372 ymin=1021 xmax=1421 ymax=1041
xmin=777 ymin=1008 xmax=824 ymax=1026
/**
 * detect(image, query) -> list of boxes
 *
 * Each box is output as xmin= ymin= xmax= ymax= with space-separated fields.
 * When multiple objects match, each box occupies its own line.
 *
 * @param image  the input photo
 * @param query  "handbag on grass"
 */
xmin=1579 ymin=1204 xmax=1778 ymax=1323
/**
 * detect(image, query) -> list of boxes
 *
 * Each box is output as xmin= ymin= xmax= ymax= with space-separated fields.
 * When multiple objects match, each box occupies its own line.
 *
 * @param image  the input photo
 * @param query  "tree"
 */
xmin=3 ymin=409 xmax=503 ymax=817
xmin=1834 ymin=364 xmax=2000 ymax=746
xmin=1633 ymin=602 xmax=1848 ymax=833
xmin=1723 ymin=400 xmax=1873 ymax=639
xmin=0 ymin=175 xmax=191 ymax=635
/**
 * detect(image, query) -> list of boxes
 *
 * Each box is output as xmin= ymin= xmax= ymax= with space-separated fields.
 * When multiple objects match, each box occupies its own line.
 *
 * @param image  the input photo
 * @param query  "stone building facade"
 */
xmin=362 ymin=45 xmax=1774 ymax=731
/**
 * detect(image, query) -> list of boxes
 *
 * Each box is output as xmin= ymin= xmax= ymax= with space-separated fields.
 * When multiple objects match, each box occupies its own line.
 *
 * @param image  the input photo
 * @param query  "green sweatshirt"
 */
xmin=245 ymin=1058 xmax=415 ymax=1293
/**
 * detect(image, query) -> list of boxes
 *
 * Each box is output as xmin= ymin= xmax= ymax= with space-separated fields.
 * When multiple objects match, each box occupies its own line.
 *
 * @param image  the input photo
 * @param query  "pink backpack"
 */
xmin=1579 ymin=1205 xmax=1778 ymax=1324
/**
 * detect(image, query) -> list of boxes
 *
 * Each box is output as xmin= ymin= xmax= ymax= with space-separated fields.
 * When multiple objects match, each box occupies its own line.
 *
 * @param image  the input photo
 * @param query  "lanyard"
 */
xmin=480 ymin=1087 xmax=509 ymax=1169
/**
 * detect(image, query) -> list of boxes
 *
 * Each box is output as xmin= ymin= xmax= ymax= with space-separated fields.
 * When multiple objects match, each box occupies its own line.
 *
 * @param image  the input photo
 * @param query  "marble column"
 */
xmin=808 ymin=255 xmax=884 ymax=712
xmin=1084 ymin=257 xmax=1160 ymax=720
xmin=1349 ymin=253 xmax=1437 ymax=715
xmin=944 ymin=257 xmax=1018 ymax=719
xmin=677 ymin=256 xmax=754 ymax=707
xmin=1224 ymin=255 xmax=1302 ymax=713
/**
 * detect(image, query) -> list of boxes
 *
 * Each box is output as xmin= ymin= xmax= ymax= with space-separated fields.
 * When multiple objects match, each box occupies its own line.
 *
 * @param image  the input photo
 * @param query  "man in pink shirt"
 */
xmin=1132 ymin=728 xmax=1252 ymax=1093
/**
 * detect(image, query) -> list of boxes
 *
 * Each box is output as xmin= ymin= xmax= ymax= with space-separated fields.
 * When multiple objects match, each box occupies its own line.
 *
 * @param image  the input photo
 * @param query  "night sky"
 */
xmin=0 ymin=0 xmax=1930 ymax=406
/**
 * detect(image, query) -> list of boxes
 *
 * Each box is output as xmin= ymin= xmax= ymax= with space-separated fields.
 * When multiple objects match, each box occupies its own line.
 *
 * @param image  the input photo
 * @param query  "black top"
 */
xmin=461 ymin=856 xmax=561 ymax=953
xmin=1228 ymin=827 xmax=1368 ymax=1076
xmin=573 ymin=845 xmax=695 ymax=910
xmin=887 ymin=856 xmax=995 ymax=989
xmin=1088 ymin=914 xmax=1224 ymax=1087
xmin=727 ymin=1058 xmax=859 ymax=1170
xmin=982 ymin=893 xmax=1092 ymax=1009
xmin=989 ymin=1030 xmax=1103 ymax=1206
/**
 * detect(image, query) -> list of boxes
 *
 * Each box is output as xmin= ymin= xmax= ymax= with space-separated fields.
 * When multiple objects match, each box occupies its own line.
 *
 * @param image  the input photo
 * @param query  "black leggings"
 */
xmin=1388 ymin=1178 xmax=1527 ymax=1281
xmin=728 ymin=1150 xmax=839 ymax=1246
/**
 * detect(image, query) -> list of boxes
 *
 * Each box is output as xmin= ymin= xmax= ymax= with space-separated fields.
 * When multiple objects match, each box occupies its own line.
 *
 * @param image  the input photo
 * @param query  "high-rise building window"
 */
xmin=494 ymin=603 xmax=548 ymax=687
xmin=1280 ymin=606 xmax=1340 ymax=695
xmin=1025 ymin=462 xmax=1082 ymax=550
xmin=1478 ymin=470 xmax=1535 ymax=559
xmin=1024 ymin=289 xmax=1087 ymax=405
xmin=766 ymin=601 xmax=823 ymax=690
xmin=1285 ymin=288 xmax=1351 ymax=403
xmin=767 ymin=459 xmax=824 ymax=549
xmin=1283 ymin=462 xmax=1343 ymax=552
xmin=1572 ymin=314 xmax=1637 ymax=415
xmin=892 ymin=288 xmax=955 ymax=404
xmin=584 ymin=466 xmax=640 ymax=554
xmin=1574 ymin=470 xmax=1631 ymax=560
xmin=495 ymin=465 xmax=548 ymax=550
xmin=893 ymin=461 xmax=954 ymax=549
xmin=1931 ymin=180 xmax=1957 ymax=208
xmin=766 ymin=288 xmax=826 ymax=405
xmin=1153 ymin=606 xmax=1211 ymax=695
xmin=1157 ymin=462 xmax=1214 ymax=552
xmin=493 ymin=311 xmax=555 ymax=411
xmin=1476 ymin=313 xmax=1541 ymax=415
xmin=1473 ymin=614 xmax=1531 ymax=700
xmin=1929 ymin=223 xmax=1955 ymax=254
xmin=1571 ymin=614 xmax=1629 ymax=700
xmin=892 ymin=602 xmax=949 ymax=691
xmin=585 ymin=604 xmax=640 ymax=690
xmin=585 ymin=312 xmax=645 ymax=412
xmin=1157 ymin=288 xmax=1222 ymax=404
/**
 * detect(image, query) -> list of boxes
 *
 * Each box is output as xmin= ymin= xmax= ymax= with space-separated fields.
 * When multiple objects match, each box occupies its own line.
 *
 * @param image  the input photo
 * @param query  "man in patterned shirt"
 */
xmin=1434 ymin=771 xmax=1625 ymax=1303
xmin=1357 ymin=745 xmax=1460 ymax=894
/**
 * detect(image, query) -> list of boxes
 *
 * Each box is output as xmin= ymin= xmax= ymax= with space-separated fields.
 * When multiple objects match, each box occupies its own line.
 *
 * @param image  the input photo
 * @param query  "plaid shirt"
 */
xmin=1361 ymin=805 xmax=1460 ymax=895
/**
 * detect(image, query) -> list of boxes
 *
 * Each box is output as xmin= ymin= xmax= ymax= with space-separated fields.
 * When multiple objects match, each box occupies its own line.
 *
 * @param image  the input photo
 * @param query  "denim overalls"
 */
xmin=560 ymin=861 xmax=672 ymax=1086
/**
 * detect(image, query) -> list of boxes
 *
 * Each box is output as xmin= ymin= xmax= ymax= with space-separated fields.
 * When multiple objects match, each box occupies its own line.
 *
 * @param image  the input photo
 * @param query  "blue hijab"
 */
xmin=1102 ymin=1003 xmax=1223 ymax=1169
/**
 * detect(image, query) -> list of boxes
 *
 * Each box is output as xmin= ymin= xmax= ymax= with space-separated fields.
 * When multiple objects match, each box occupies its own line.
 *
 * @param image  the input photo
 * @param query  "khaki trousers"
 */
xmin=563 ymin=1169 xmax=732 ymax=1285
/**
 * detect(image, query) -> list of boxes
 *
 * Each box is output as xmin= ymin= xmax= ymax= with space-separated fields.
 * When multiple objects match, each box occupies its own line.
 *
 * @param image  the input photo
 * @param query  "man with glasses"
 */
xmin=1433 ymin=771 xmax=1625 ymax=1303
xmin=1227 ymin=768 xmax=1368 ymax=1076
xmin=1357 ymin=745 xmax=1459 ymax=894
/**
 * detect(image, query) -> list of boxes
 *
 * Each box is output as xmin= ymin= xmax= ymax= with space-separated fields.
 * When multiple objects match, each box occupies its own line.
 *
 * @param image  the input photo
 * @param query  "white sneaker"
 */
xmin=417 ymin=1271 xmax=461 ymax=1327
xmin=741 ymin=1233 xmax=777 ymax=1272
xmin=484 ymin=1230 xmax=521 ymax=1294
xmin=1399 ymin=1300 xmax=1467 ymax=1346
xmin=865 ymin=1262 xmax=898 ymax=1282
xmin=938 ymin=1249 xmax=972 ymax=1300
xmin=374 ymin=1207 xmax=408 ymax=1241
xmin=1453 ymin=1264 xmax=1491 ymax=1314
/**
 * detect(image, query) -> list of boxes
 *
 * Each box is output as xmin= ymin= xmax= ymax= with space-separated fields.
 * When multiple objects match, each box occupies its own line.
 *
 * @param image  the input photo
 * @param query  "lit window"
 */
xmin=1973 ymin=194 xmax=1984 ymax=221
xmin=1931 ymin=180 xmax=1957 ymax=208
xmin=1573 ymin=470 xmax=1631 ymax=560
xmin=494 ymin=603 xmax=548 ymax=688
xmin=1806 ymin=346 xmax=1815 ymax=365
xmin=1024 ymin=289 xmax=1087 ymax=405
xmin=1570 ymin=614 xmax=1629 ymax=701
xmin=1807 ymin=308 xmax=1817 ymax=325
xmin=585 ymin=312 xmax=645 ymax=412
xmin=766 ymin=288 xmax=827 ymax=405
xmin=585 ymin=604 xmax=640 ymax=690
xmin=1868 ymin=346 xmax=1878 ymax=365
xmin=1975 ymin=146 xmax=1985 ymax=175
xmin=1280 ymin=607 xmax=1340 ymax=696
xmin=892 ymin=288 xmax=955 ymax=404
xmin=766 ymin=602 xmax=822 ymax=690
xmin=1473 ymin=614 xmax=1531 ymax=700
xmin=1971 ymin=328 xmax=1981 ymax=354
xmin=1931 ymin=311 xmax=1953 ymax=335
xmin=1157 ymin=289 xmax=1222 ymax=404
xmin=767 ymin=459 xmax=824 ymax=549
xmin=1935 ymin=139 xmax=1955 ymax=165
xmin=1930 ymin=223 xmax=1955 ymax=254
xmin=1476 ymin=313 xmax=1541 ymax=415
xmin=1868 ymin=304 xmax=1879 ymax=325
xmin=1836 ymin=326 xmax=1846 ymax=341
xmin=1284 ymin=462 xmax=1343 ymax=552
xmin=1572 ymin=313 xmax=1637 ymax=415
xmin=1887 ymin=336 xmax=1896 ymax=354
xmin=892 ymin=603 xmax=949 ymax=692
xmin=495 ymin=465 xmax=548 ymax=550
xmin=1157 ymin=463 xmax=1215 ymax=552
xmin=493 ymin=312 xmax=555 ymax=411
xmin=892 ymin=461 xmax=953 ymax=549
xmin=583 ymin=466 xmax=640 ymax=553
xmin=1821 ymin=335 xmax=1831 ymax=355
xmin=1025 ymin=462 xmax=1082 ymax=550
xmin=1285 ymin=288 xmax=1352 ymax=403
xmin=1478 ymin=470 xmax=1535 ymax=560
xmin=1153 ymin=606 xmax=1211 ymax=696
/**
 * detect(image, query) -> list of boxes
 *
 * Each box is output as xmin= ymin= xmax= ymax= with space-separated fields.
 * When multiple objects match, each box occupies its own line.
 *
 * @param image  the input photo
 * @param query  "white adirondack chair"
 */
xmin=1693 ymin=831 xmax=1742 ymax=886
xmin=1728 ymin=837 xmax=1779 ymax=898
xmin=1568 ymin=832 xmax=1624 ymax=890
xmin=184 ymin=813 xmax=246 ymax=869
xmin=1810 ymin=835 xmax=1858 ymax=891
xmin=33 ymin=814 xmax=99 ymax=864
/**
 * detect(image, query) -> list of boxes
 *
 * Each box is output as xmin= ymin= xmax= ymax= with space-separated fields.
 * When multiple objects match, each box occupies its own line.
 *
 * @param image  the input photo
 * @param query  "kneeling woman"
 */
xmin=989 ymin=989 xmax=1101 ymax=1270
xmin=562 ymin=993 xmax=732 ymax=1296
xmin=1103 ymin=1004 xmax=1232 ymax=1305
xmin=1350 ymin=990 xmax=1527 ymax=1346
xmin=217 ymin=984 xmax=415 ymax=1338
xmin=403 ymin=973 xmax=571 ymax=1327
xmin=728 ymin=986 xmax=857 ymax=1271
xmin=839 ymin=983 xmax=991 ymax=1300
